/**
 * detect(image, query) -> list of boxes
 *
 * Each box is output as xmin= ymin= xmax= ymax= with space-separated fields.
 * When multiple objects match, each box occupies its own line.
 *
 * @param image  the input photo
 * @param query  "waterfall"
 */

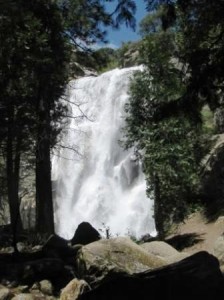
xmin=52 ymin=66 xmax=155 ymax=239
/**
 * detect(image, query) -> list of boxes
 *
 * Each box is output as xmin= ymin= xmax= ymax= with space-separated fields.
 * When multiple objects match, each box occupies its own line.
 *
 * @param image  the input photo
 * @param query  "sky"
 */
xmin=105 ymin=1 xmax=148 ymax=48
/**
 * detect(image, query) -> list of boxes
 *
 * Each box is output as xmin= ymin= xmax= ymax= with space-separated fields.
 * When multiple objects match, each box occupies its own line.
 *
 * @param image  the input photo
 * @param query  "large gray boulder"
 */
xmin=141 ymin=241 xmax=189 ymax=264
xmin=0 ymin=287 xmax=11 ymax=300
xmin=141 ymin=241 xmax=179 ymax=257
xmin=76 ymin=237 xmax=166 ymax=285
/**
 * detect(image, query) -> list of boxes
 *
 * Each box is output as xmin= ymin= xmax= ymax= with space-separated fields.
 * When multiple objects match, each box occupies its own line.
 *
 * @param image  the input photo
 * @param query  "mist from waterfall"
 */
xmin=52 ymin=66 xmax=155 ymax=239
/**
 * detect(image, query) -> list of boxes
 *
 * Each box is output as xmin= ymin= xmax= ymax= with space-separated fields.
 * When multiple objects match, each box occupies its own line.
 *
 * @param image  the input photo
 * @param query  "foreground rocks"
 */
xmin=76 ymin=237 xmax=193 ymax=286
xmin=1 ymin=249 xmax=222 ymax=300
xmin=0 ymin=222 xmax=224 ymax=299
xmin=0 ymin=280 xmax=55 ymax=300
xmin=79 ymin=251 xmax=224 ymax=300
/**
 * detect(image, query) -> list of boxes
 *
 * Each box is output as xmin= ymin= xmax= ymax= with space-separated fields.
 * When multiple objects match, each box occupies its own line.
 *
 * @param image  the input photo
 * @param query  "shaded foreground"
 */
xmin=0 ymin=223 xmax=224 ymax=299
xmin=79 ymin=251 xmax=224 ymax=300
xmin=0 ymin=247 xmax=223 ymax=299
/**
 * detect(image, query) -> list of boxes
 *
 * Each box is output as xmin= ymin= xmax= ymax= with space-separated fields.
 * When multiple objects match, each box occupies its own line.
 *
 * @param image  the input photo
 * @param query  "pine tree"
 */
xmin=0 ymin=0 xmax=137 ymax=238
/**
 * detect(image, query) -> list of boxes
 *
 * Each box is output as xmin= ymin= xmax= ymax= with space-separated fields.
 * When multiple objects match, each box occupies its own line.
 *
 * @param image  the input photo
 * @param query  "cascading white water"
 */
xmin=52 ymin=66 xmax=155 ymax=239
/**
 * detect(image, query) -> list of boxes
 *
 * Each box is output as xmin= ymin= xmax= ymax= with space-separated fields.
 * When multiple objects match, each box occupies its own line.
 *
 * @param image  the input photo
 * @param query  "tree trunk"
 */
xmin=153 ymin=173 xmax=165 ymax=239
xmin=35 ymin=99 xmax=54 ymax=235
xmin=6 ymin=107 xmax=23 ymax=251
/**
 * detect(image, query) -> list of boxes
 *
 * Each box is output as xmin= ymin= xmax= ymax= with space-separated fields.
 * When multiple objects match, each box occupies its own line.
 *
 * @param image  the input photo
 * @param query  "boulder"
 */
xmin=76 ymin=237 xmax=166 ymax=285
xmin=39 ymin=280 xmax=53 ymax=296
xmin=79 ymin=251 xmax=224 ymax=300
xmin=43 ymin=235 xmax=68 ymax=251
xmin=60 ymin=279 xmax=89 ymax=300
xmin=16 ymin=243 xmax=26 ymax=253
xmin=11 ymin=294 xmax=34 ymax=300
xmin=0 ymin=287 xmax=11 ymax=300
xmin=163 ymin=252 xmax=189 ymax=264
xmin=43 ymin=235 xmax=76 ymax=261
xmin=30 ymin=283 xmax=39 ymax=292
xmin=71 ymin=222 xmax=101 ymax=246
xmin=141 ymin=241 xmax=189 ymax=264
xmin=141 ymin=241 xmax=179 ymax=257
xmin=214 ymin=234 xmax=224 ymax=271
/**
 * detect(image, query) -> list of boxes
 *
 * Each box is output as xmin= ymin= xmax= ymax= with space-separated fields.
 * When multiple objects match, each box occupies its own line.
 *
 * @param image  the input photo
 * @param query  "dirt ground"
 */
xmin=169 ymin=211 xmax=224 ymax=255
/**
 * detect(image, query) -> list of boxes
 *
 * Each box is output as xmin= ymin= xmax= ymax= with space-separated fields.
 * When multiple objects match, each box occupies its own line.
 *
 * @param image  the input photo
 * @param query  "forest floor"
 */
xmin=168 ymin=210 xmax=224 ymax=255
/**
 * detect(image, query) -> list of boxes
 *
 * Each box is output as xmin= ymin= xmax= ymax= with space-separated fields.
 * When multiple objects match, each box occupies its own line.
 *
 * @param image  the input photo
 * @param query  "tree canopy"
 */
xmin=124 ymin=0 xmax=224 ymax=237
xmin=0 ymin=0 xmax=138 ymax=239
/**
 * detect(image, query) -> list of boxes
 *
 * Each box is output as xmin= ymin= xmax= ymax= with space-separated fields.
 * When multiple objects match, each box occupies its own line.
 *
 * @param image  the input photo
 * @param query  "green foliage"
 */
xmin=201 ymin=106 xmax=215 ymax=135
xmin=143 ymin=117 xmax=201 ymax=213
xmin=125 ymin=75 xmax=202 ymax=235
xmin=91 ymin=41 xmax=142 ymax=74
xmin=124 ymin=20 xmax=206 ymax=236
xmin=139 ymin=5 xmax=164 ymax=35
xmin=0 ymin=0 xmax=71 ymax=147
xmin=116 ymin=42 xmax=132 ymax=67
xmin=0 ymin=0 xmax=72 ymax=236
xmin=90 ymin=41 xmax=142 ymax=74
xmin=125 ymin=0 xmax=224 ymax=236
xmin=93 ymin=47 xmax=119 ymax=73
xmin=58 ymin=0 xmax=136 ymax=48
xmin=116 ymin=41 xmax=141 ymax=68
xmin=0 ymin=0 xmax=138 ymax=235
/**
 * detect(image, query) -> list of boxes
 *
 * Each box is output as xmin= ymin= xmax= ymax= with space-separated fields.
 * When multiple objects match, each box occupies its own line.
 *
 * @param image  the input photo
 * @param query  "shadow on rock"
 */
xmin=165 ymin=233 xmax=204 ymax=251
